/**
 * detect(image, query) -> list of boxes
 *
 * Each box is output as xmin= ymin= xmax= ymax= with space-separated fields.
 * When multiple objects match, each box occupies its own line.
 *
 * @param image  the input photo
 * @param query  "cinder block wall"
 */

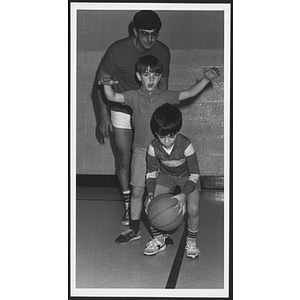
xmin=76 ymin=10 xmax=224 ymax=176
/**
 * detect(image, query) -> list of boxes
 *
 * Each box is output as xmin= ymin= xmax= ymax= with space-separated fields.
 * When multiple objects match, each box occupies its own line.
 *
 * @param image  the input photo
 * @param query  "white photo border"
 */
xmin=69 ymin=1 xmax=232 ymax=298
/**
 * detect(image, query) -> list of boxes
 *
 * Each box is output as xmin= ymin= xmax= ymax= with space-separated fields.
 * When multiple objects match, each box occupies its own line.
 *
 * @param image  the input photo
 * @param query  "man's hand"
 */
xmin=98 ymin=112 xmax=113 ymax=140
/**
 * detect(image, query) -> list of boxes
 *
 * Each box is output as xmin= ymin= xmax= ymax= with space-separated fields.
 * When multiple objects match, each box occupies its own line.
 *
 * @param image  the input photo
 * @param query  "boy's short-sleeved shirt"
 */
xmin=100 ymin=36 xmax=171 ymax=115
xmin=146 ymin=134 xmax=200 ymax=196
xmin=122 ymin=88 xmax=180 ymax=148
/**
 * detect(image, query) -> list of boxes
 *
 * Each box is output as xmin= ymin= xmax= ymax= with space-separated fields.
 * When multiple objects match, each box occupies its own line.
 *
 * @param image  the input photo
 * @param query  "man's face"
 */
xmin=134 ymin=28 xmax=159 ymax=51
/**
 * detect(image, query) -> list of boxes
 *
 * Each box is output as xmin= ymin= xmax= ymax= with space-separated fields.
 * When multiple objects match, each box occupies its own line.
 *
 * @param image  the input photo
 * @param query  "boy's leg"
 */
xmin=115 ymin=146 xmax=146 ymax=244
xmin=131 ymin=186 xmax=145 ymax=219
xmin=185 ymin=189 xmax=201 ymax=258
xmin=130 ymin=185 xmax=145 ymax=228
xmin=115 ymin=185 xmax=144 ymax=244
xmin=186 ymin=189 xmax=200 ymax=231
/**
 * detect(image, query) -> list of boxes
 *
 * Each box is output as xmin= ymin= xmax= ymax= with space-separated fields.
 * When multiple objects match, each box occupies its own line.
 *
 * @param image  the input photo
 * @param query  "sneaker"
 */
xmin=144 ymin=238 xmax=166 ymax=256
xmin=115 ymin=228 xmax=141 ymax=244
xmin=185 ymin=240 xmax=200 ymax=258
xmin=163 ymin=234 xmax=174 ymax=246
xmin=121 ymin=210 xmax=130 ymax=226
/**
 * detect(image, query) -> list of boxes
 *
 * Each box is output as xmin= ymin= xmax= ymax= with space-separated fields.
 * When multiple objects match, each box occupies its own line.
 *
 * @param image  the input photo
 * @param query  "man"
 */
xmin=97 ymin=11 xmax=170 ymax=229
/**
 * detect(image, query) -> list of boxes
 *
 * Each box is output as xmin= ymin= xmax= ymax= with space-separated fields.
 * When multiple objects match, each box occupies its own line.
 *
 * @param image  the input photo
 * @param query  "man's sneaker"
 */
xmin=115 ymin=229 xmax=141 ymax=244
xmin=185 ymin=240 xmax=200 ymax=258
xmin=121 ymin=210 xmax=130 ymax=226
xmin=144 ymin=238 xmax=166 ymax=256
xmin=163 ymin=234 xmax=174 ymax=246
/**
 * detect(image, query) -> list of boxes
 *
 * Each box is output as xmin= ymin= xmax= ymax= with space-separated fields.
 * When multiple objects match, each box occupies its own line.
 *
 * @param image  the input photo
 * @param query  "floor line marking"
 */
xmin=165 ymin=222 xmax=187 ymax=289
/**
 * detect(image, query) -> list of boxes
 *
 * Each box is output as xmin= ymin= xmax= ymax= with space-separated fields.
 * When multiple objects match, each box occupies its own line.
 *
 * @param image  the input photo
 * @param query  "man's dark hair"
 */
xmin=133 ymin=10 xmax=162 ymax=31
xmin=150 ymin=103 xmax=182 ymax=137
xmin=136 ymin=55 xmax=163 ymax=75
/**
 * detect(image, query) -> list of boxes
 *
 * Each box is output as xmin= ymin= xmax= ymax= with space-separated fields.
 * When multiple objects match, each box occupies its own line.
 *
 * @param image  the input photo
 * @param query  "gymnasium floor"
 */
xmin=72 ymin=185 xmax=227 ymax=297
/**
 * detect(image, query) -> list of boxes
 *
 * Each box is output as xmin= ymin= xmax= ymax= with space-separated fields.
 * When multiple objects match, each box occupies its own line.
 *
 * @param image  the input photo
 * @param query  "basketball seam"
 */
xmin=148 ymin=204 xmax=176 ymax=222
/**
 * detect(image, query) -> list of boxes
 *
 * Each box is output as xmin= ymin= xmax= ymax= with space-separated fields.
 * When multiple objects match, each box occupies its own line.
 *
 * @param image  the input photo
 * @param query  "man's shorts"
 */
xmin=111 ymin=111 xmax=132 ymax=129
xmin=130 ymin=146 xmax=147 ymax=188
xmin=156 ymin=172 xmax=201 ymax=192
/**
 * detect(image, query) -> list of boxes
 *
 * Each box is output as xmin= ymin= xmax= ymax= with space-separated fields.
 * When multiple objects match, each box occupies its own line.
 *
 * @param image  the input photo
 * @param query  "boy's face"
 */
xmin=136 ymin=67 xmax=162 ymax=93
xmin=133 ymin=28 xmax=159 ymax=51
xmin=157 ymin=133 xmax=178 ymax=149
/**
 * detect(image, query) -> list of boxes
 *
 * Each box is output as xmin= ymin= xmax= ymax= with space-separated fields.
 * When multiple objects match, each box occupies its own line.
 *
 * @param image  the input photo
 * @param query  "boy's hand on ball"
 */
xmin=145 ymin=193 xmax=154 ymax=215
xmin=172 ymin=193 xmax=186 ymax=216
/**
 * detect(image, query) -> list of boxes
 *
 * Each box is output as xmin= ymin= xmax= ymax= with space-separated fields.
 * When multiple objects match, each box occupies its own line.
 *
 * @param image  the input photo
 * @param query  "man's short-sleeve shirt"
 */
xmin=100 ymin=36 xmax=170 ymax=114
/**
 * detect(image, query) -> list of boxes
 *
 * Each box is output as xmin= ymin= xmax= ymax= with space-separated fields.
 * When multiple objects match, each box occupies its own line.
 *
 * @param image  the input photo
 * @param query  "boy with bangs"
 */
xmin=145 ymin=103 xmax=201 ymax=258
xmin=99 ymin=54 xmax=219 ymax=246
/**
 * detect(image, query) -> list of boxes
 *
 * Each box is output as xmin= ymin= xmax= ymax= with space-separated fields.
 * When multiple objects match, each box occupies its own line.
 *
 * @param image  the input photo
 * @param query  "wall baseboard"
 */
xmin=76 ymin=174 xmax=224 ymax=189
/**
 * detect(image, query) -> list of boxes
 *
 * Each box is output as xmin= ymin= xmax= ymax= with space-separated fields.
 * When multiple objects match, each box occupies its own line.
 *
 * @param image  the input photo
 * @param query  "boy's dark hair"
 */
xmin=133 ymin=10 xmax=162 ymax=31
xmin=136 ymin=55 xmax=163 ymax=75
xmin=150 ymin=103 xmax=182 ymax=137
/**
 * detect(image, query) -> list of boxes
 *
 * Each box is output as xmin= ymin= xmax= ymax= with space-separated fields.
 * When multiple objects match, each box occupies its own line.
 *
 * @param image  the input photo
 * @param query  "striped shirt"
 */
xmin=146 ymin=134 xmax=200 ymax=196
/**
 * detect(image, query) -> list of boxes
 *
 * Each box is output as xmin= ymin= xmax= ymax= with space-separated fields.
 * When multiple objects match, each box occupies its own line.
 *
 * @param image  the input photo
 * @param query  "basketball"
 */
xmin=147 ymin=193 xmax=184 ymax=231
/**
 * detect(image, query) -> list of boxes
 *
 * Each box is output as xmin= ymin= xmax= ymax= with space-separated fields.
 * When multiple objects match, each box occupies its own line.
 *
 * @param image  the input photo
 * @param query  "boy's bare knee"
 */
xmin=188 ymin=204 xmax=199 ymax=217
xmin=131 ymin=187 xmax=145 ymax=200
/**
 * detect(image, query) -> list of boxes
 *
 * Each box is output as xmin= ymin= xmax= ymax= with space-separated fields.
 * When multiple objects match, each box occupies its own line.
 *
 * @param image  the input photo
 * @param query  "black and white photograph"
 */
xmin=2 ymin=1 xmax=300 ymax=300
xmin=70 ymin=1 xmax=232 ymax=298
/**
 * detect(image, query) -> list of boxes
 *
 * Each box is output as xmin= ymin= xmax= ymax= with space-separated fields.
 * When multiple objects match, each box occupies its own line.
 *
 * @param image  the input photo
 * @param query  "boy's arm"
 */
xmin=181 ymin=143 xmax=200 ymax=197
xmin=146 ymin=144 xmax=160 ymax=195
xmin=178 ymin=67 xmax=220 ymax=101
xmin=98 ymin=78 xmax=125 ymax=103
xmin=145 ymin=144 xmax=159 ymax=214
